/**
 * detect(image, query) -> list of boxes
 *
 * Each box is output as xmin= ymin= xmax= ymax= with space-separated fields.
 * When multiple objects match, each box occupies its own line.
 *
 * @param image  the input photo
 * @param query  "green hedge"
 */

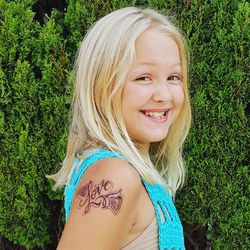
xmin=0 ymin=0 xmax=249 ymax=249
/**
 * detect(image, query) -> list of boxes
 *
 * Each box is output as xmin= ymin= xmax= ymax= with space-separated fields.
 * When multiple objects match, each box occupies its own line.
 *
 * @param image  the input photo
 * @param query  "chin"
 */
xmin=150 ymin=138 xmax=167 ymax=143
xmin=148 ymin=132 xmax=169 ymax=143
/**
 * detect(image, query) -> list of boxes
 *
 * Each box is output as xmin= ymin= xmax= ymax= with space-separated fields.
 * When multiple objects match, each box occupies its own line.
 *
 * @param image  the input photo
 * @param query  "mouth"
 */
xmin=140 ymin=109 xmax=170 ymax=122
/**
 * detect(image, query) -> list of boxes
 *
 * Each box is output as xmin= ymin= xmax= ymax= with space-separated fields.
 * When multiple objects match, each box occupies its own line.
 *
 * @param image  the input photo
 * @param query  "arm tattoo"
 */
xmin=76 ymin=179 xmax=123 ymax=216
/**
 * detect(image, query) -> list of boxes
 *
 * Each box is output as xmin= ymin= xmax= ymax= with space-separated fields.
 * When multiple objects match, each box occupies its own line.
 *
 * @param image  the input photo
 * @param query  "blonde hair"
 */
xmin=50 ymin=7 xmax=191 ymax=196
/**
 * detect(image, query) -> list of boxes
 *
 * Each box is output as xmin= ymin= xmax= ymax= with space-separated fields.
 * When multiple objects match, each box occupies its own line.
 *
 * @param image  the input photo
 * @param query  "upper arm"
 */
xmin=57 ymin=158 xmax=142 ymax=250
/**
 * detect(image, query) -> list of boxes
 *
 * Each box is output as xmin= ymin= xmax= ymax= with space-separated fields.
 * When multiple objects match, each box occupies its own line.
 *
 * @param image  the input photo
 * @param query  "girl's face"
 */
xmin=121 ymin=28 xmax=184 ymax=151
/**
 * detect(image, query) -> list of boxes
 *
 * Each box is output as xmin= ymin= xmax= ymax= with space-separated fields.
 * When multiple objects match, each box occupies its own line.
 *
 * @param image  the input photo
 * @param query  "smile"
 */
xmin=140 ymin=109 xmax=170 ymax=122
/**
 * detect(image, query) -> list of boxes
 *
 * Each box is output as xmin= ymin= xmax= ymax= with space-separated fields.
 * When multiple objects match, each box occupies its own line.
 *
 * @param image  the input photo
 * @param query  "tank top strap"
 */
xmin=64 ymin=148 xmax=124 ymax=220
xmin=64 ymin=149 xmax=185 ymax=249
xmin=142 ymin=181 xmax=185 ymax=249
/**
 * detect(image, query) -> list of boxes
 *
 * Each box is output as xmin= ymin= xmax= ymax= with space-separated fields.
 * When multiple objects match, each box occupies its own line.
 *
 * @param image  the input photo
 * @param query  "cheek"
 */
xmin=122 ymin=83 xmax=152 ymax=110
xmin=121 ymin=85 xmax=135 ymax=121
xmin=173 ymin=86 xmax=185 ymax=108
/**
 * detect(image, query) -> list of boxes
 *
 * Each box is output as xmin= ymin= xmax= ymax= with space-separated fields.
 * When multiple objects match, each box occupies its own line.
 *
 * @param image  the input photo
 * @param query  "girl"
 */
xmin=53 ymin=6 xmax=191 ymax=250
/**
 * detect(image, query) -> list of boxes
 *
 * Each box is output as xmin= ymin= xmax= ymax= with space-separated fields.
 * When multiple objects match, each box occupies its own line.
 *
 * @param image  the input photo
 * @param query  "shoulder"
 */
xmin=82 ymin=157 xmax=142 ymax=190
xmin=74 ymin=157 xmax=143 ymax=216
xmin=57 ymin=157 xmax=143 ymax=249
xmin=74 ymin=156 xmax=143 ymax=214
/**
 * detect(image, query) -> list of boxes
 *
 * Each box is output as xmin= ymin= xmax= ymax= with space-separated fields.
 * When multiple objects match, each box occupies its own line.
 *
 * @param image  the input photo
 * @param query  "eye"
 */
xmin=167 ymin=74 xmax=182 ymax=84
xmin=135 ymin=75 xmax=152 ymax=81
xmin=168 ymin=75 xmax=181 ymax=81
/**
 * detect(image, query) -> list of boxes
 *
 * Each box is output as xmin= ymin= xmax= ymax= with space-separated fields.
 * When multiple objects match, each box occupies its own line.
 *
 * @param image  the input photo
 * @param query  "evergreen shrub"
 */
xmin=0 ymin=0 xmax=249 ymax=249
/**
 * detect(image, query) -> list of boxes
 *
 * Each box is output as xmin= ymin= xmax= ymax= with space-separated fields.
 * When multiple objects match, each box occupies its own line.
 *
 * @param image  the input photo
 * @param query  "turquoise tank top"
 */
xmin=64 ymin=148 xmax=185 ymax=250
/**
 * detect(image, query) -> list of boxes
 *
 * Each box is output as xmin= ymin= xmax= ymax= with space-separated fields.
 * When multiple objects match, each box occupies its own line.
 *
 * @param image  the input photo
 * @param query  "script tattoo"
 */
xmin=76 ymin=179 xmax=123 ymax=215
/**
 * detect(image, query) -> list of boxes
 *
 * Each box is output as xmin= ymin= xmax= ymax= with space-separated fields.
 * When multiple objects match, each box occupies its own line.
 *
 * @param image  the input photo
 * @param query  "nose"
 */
xmin=152 ymin=82 xmax=173 ymax=103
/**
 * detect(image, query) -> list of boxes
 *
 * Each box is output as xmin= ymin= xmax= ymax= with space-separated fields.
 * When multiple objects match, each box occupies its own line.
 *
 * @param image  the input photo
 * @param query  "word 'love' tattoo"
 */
xmin=76 ymin=179 xmax=123 ymax=215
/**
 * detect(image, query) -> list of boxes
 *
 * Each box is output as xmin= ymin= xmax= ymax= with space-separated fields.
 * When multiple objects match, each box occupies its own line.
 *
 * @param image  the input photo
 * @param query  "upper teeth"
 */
xmin=145 ymin=111 xmax=165 ymax=119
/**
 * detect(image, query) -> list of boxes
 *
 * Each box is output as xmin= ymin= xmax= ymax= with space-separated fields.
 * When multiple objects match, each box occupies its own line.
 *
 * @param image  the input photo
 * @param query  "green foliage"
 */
xmin=167 ymin=0 xmax=249 ymax=248
xmin=0 ymin=0 xmax=66 ymax=248
xmin=0 ymin=0 xmax=249 ymax=249
xmin=64 ymin=0 xmax=136 ymax=60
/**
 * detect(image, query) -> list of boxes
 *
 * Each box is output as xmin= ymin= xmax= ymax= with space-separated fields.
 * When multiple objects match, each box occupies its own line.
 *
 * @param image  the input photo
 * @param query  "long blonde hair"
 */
xmin=50 ymin=7 xmax=191 ymax=196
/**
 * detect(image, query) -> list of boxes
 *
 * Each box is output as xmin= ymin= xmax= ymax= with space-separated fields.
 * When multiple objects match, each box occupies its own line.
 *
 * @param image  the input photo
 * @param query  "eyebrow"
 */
xmin=137 ymin=62 xmax=181 ymax=67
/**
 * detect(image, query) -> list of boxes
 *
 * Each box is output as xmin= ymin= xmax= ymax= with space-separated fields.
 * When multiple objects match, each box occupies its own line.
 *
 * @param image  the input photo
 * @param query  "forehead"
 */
xmin=134 ymin=28 xmax=180 ymax=65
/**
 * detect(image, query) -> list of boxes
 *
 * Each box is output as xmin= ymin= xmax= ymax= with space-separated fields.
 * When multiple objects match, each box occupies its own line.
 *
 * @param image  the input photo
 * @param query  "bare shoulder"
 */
xmin=83 ymin=157 xmax=142 ymax=189
xmin=57 ymin=157 xmax=143 ymax=250
xmin=74 ymin=157 xmax=142 ymax=215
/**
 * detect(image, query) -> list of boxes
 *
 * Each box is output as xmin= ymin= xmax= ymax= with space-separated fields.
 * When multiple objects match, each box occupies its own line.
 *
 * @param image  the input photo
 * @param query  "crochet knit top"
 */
xmin=64 ymin=149 xmax=185 ymax=250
